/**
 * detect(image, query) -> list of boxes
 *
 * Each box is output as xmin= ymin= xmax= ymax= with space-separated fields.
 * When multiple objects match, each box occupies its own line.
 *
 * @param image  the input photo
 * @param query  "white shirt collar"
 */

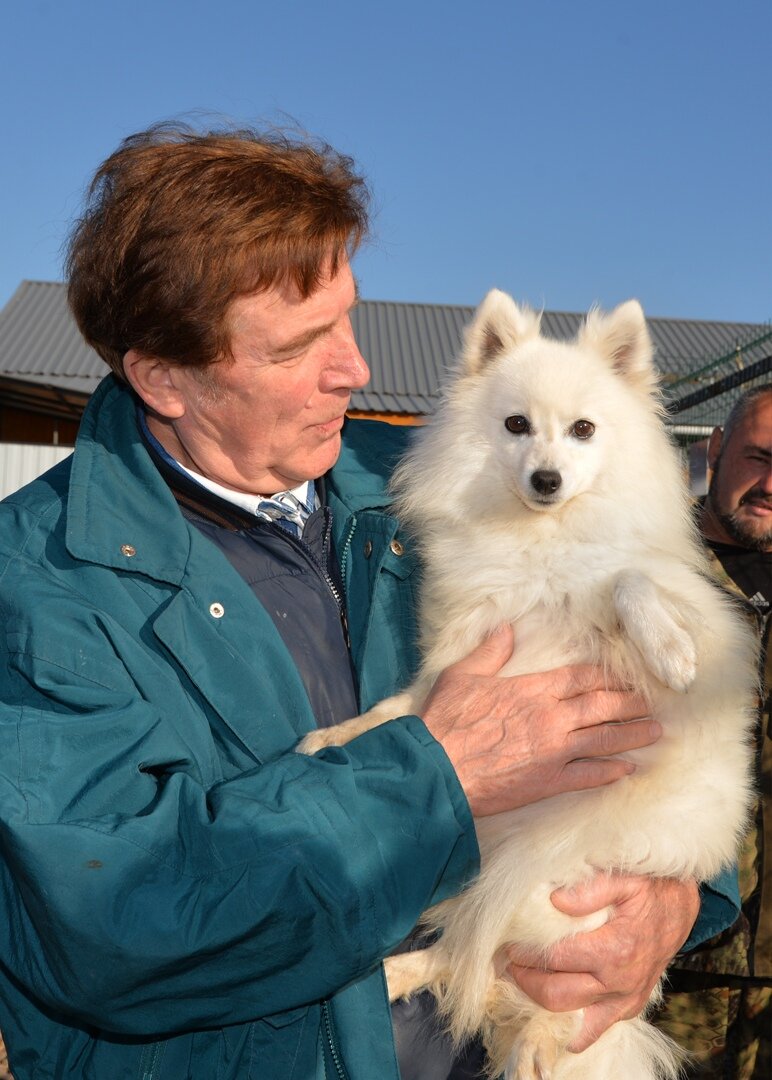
xmin=177 ymin=463 xmax=313 ymax=519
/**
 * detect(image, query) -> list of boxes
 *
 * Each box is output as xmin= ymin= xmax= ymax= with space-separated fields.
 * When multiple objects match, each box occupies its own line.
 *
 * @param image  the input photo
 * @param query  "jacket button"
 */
xmin=363 ymin=540 xmax=373 ymax=558
xmin=209 ymin=602 xmax=225 ymax=618
xmin=390 ymin=539 xmax=405 ymax=556
xmin=121 ymin=544 xmax=136 ymax=557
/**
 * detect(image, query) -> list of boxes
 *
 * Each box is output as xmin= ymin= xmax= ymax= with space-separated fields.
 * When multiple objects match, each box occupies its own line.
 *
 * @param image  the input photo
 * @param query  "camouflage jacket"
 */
xmin=673 ymin=550 xmax=772 ymax=981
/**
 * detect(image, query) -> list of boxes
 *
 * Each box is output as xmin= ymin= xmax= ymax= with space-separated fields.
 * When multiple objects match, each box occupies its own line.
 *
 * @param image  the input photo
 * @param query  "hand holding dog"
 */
xmin=421 ymin=624 xmax=660 ymax=817
xmin=507 ymin=873 xmax=700 ymax=1050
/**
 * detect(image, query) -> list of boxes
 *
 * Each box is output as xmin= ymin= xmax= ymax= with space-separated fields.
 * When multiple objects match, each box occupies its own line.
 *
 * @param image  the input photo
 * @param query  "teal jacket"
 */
xmin=0 ymin=377 xmax=738 ymax=1079
xmin=0 ymin=377 xmax=479 ymax=1079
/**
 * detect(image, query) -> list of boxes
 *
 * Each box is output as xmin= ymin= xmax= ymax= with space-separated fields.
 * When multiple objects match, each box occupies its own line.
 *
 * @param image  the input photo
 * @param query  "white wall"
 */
xmin=0 ymin=442 xmax=73 ymax=500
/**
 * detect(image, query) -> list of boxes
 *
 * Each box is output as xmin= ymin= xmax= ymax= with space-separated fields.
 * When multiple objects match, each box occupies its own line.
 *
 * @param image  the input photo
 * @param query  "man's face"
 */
xmin=148 ymin=262 xmax=370 ymax=494
xmin=707 ymin=395 xmax=772 ymax=551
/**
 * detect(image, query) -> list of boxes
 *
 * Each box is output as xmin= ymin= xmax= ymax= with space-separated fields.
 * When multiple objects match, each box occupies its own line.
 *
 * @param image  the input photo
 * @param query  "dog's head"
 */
xmin=458 ymin=289 xmax=658 ymax=514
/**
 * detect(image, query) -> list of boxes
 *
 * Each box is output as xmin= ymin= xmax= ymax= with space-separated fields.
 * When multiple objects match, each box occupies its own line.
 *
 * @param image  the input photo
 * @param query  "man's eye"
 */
xmin=505 ymin=415 xmax=530 ymax=435
xmin=572 ymin=419 xmax=595 ymax=439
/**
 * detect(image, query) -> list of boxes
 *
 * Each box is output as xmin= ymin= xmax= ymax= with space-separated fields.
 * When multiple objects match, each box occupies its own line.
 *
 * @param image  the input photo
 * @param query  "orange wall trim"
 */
xmin=345 ymin=410 xmax=426 ymax=427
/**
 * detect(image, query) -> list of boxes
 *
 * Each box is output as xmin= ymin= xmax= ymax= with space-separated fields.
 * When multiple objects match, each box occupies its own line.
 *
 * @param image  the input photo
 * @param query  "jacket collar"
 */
xmin=65 ymin=375 xmax=318 ymax=759
xmin=65 ymin=375 xmax=191 ymax=585
xmin=326 ymin=417 xmax=411 ymax=514
xmin=66 ymin=380 xmax=411 ymax=575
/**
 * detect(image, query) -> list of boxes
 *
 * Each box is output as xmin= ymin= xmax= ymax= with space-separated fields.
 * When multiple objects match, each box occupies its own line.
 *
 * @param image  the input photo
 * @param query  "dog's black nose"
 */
xmin=531 ymin=470 xmax=562 ymax=496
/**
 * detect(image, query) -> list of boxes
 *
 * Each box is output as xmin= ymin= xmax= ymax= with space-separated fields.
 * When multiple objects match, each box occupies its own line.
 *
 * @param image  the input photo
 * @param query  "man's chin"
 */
xmin=720 ymin=510 xmax=772 ymax=551
xmin=293 ymin=433 xmax=344 ymax=484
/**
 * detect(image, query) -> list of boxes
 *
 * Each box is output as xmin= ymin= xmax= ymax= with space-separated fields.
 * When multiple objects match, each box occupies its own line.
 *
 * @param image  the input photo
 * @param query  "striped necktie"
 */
xmin=255 ymin=490 xmax=312 ymax=537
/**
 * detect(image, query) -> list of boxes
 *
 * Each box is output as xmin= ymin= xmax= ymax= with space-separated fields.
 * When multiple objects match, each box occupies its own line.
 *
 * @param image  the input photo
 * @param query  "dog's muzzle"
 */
xmin=530 ymin=469 xmax=562 ymax=497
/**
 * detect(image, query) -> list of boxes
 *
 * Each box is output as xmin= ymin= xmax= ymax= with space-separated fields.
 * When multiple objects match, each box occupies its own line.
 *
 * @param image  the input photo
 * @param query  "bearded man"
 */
xmin=656 ymin=385 xmax=772 ymax=1079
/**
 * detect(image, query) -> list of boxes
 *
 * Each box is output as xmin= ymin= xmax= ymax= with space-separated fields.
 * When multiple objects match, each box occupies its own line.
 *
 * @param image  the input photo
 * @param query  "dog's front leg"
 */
xmin=384 ymin=943 xmax=450 ymax=1002
xmin=296 ymin=690 xmax=420 ymax=754
xmin=613 ymin=570 xmax=697 ymax=692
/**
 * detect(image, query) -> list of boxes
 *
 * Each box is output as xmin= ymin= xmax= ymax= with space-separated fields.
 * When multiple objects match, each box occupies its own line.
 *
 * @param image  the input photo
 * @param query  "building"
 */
xmin=0 ymin=279 xmax=769 ymax=495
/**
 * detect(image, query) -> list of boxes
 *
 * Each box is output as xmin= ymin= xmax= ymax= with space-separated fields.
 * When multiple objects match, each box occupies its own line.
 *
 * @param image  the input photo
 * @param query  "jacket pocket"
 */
xmin=260 ymin=1004 xmax=309 ymax=1028
xmin=380 ymin=543 xmax=418 ymax=581
xmin=251 ymin=1004 xmax=318 ymax=1080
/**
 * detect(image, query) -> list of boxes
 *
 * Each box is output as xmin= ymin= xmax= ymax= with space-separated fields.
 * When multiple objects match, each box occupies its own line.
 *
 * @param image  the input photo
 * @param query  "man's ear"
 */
xmin=123 ymin=350 xmax=187 ymax=418
xmin=707 ymin=426 xmax=723 ymax=471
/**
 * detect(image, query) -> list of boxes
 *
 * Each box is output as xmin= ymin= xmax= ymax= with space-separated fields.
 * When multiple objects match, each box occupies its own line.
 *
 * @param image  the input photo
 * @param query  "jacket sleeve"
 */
xmin=0 ymin=576 xmax=479 ymax=1037
xmin=684 ymin=867 xmax=741 ymax=952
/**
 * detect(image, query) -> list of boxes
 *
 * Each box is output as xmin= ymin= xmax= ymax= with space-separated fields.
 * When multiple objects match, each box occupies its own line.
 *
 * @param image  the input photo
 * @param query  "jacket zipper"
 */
xmin=321 ymin=1000 xmax=348 ymax=1080
xmin=279 ymin=514 xmax=344 ymax=614
xmin=338 ymin=516 xmax=357 ymax=584
xmin=137 ymin=1040 xmax=164 ymax=1080
xmin=275 ymin=514 xmax=352 ymax=649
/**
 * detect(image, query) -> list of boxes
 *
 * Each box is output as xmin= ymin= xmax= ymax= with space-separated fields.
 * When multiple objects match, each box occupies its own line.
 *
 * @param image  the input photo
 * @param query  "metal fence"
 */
xmin=661 ymin=324 xmax=772 ymax=495
xmin=663 ymin=325 xmax=772 ymax=439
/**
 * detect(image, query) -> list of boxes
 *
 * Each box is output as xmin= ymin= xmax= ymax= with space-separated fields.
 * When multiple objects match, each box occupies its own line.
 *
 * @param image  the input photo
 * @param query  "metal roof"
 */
xmin=0 ymin=281 xmax=768 ymax=422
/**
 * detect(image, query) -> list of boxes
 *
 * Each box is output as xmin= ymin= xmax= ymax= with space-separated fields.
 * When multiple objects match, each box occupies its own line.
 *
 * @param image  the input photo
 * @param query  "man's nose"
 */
xmin=323 ymin=322 xmax=370 ymax=390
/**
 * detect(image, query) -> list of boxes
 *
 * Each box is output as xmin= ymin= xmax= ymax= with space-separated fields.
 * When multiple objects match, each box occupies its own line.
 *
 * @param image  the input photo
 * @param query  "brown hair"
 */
xmin=66 ymin=122 xmax=370 ymax=378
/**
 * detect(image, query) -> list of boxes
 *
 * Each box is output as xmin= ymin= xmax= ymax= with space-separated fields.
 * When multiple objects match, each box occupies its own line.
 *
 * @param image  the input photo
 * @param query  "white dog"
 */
xmin=299 ymin=291 xmax=758 ymax=1080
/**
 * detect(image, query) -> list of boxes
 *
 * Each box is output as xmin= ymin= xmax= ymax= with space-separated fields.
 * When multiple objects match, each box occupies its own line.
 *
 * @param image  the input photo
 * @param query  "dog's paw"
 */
xmin=384 ymin=947 xmax=448 ymax=1003
xmin=295 ymin=729 xmax=337 ymax=754
xmin=649 ymin=626 xmax=697 ymax=693
xmin=384 ymin=956 xmax=419 ymax=1003
xmin=613 ymin=572 xmax=698 ymax=692
xmin=296 ymin=712 xmax=384 ymax=754
xmin=507 ymin=1036 xmax=559 ymax=1080
xmin=504 ymin=1012 xmax=580 ymax=1080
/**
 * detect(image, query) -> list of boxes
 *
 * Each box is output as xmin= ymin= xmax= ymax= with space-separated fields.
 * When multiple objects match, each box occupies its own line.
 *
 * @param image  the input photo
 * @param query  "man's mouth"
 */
xmin=739 ymin=493 xmax=772 ymax=515
xmin=314 ymin=414 xmax=347 ymax=434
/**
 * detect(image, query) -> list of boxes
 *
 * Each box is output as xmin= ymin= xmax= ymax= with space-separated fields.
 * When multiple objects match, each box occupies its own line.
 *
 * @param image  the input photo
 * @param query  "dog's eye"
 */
xmin=504 ymin=415 xmax=530 ymax=435
xmin=572 ymin=419 xmax=595 ymax=439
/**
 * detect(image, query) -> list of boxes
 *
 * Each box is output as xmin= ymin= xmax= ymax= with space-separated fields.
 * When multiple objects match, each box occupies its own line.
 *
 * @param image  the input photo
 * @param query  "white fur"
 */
xmin=299 ymin=291 xmax=758 ymax=1079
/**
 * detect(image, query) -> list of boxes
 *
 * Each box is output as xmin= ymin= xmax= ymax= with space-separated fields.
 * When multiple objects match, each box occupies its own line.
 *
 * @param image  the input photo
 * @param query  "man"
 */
xmin=0 ymin=124 xmax=731 ymax=1079
xmin=655 ymin=385 xmax=772 ymax=1078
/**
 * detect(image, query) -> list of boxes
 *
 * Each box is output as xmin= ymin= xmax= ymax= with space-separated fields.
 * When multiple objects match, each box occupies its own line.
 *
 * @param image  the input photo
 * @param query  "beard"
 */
xmin=710 ymin=478 xmax=772 ymax=550
xmin=715 ymin=508 xmax=772 ymax=550
xmin=707 ymin=460 xmax=772 ymax=550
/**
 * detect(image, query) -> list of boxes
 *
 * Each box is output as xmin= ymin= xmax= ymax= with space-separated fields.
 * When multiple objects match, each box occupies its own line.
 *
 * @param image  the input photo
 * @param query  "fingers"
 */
xmin=506 ymin=877 xmax=700 ymax=1054
xmin=501 ymin=664 xmax=651 ymax=730
xmin=508 ymin=959 xmax=651 ymax=1052
xmin=549 ymin=872 xmax=641 ymax=917
xmin=569 ymin=999 xmax=636 ymax=1053
xmin=449 ymin=623 xmax=515 ymax=677
xmin=527 ymin=663 xmax=632 ymax=699
xmin=508 ymin=964 xmax=605 ymax=1013
xmin=567 ymin=688 xmax=652 ymax=729
xmin=567 ymin=716 xmax=661 ymax=759
xmin=558 ymin=757 xmax=635 ymax=793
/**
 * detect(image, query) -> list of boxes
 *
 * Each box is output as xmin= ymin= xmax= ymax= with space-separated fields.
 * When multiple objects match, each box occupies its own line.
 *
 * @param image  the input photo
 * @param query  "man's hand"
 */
xmin=507 ymin=874 xmax=700 ymax=1051
xmin=421 ymin=625 xmax=661 ymax=817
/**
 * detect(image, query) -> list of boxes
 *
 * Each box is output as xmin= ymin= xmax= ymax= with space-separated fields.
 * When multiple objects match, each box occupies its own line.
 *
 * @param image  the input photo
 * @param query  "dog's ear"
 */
xmin=578 ymin=300 xmax=654 ymax=382
xmin=462 ymin=289 xmax=541 ymax=375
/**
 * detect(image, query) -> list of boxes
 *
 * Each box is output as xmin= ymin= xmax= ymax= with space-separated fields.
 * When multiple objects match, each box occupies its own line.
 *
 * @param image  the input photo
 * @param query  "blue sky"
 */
xmin=2 ymin=0 xmax=770 ymax=325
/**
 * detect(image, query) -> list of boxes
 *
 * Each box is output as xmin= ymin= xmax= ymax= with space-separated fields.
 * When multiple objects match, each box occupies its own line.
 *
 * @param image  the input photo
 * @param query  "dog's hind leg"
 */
xmin=500 ymin=1013 xmax=684 ymax=1080
xmin=500 ymin=1010 xmax=580 ymax=1080
xmin=296 ymin=690 xmax=420 ymax=754
xmin=384 ymin=943 xmax=450 ymax=1003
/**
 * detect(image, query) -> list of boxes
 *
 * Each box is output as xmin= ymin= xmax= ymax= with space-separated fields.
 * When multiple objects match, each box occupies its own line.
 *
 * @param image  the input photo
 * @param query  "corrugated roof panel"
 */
xmin=0 ymin=281 xmax=109 ymax=389
xmin=541 ymin=311 xmax=583 ymax=341
xmin=1 ymin=281 xmax=768 ymax=418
